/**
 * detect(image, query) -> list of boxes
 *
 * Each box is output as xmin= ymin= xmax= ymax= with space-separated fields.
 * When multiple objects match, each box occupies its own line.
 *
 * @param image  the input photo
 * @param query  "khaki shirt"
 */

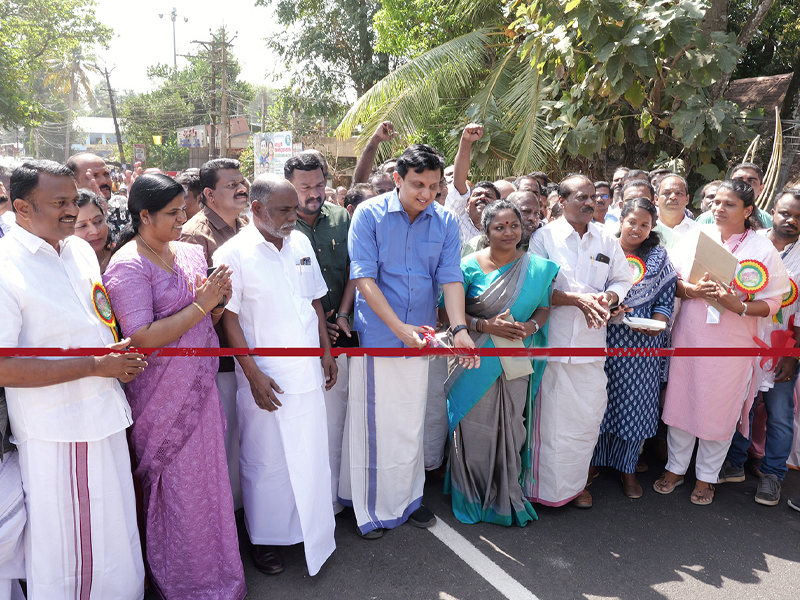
xmin=294 ymin=202 xmax=350 ymax=314
xmin=180 ymin=204 xmax=249 ymax=266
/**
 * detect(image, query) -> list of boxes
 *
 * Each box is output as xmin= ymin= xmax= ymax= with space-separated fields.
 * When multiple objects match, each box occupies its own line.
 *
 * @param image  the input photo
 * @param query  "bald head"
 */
xmin=251 ymin=173 xmax=296 ymax=206
xmin=250 ymin=174 xmax=298 ymax=245
xmin=493 ymin=179 xmax=516 ymax=199
xmin=66 ymin=153 xmax=112 ymax=200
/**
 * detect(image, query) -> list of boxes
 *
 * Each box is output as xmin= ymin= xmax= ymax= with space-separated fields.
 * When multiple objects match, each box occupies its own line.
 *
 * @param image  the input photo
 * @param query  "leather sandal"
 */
xmin=690 ymin=483 xmax=715 ymax=506
xmin=653 ymin=472 xmax=685 ymax=495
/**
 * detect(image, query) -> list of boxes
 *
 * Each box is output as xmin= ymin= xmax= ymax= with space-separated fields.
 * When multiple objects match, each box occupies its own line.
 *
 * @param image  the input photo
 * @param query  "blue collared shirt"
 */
xmin=349 ymin=189 xmax=463 ymax=348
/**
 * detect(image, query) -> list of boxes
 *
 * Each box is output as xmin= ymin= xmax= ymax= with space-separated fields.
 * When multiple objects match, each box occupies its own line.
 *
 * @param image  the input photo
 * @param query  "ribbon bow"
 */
xmin=753 ymin=328 xmax=796 ymax=370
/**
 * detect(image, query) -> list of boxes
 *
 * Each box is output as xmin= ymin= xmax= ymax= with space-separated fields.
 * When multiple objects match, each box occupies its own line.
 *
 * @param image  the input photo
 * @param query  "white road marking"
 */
xmin=428 ymin=519 xmax=540 ymax=600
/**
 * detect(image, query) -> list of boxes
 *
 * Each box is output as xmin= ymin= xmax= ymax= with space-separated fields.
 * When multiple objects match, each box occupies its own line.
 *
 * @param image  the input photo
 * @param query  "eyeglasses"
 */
xmin=596 ymin=194 xmax=610 ymax=200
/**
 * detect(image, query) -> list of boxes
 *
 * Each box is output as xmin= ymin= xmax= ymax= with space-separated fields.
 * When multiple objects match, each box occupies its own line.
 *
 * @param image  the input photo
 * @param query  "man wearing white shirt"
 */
xmin=444 ymin=124 xmax=501 ymax=247
xmin=528 ymin=174 xmax=633 ymax=508
xmin=655 ymin=174 xmax=698 ymax=241
xmin=216 ymin=174 xmax=337 ymax=578
xmin=0 ymin=160 xmax=147 ymax=599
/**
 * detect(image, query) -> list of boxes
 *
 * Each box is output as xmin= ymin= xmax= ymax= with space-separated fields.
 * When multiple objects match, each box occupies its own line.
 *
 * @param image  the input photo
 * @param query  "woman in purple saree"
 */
xmin=104 ymin=174 xmax=246 ymax=600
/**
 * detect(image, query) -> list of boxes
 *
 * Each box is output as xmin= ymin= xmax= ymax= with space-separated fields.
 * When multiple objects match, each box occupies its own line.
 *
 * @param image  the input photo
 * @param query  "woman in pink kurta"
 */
xmin=104 ymin=174 xmax=246 ymax=600
xmin=655 ymin=180 xmax=789 ymax=505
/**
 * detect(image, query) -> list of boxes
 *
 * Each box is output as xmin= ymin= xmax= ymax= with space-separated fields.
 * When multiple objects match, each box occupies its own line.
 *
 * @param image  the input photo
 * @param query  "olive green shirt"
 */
xmin=294 ymin=201 xmax=351 ymax=314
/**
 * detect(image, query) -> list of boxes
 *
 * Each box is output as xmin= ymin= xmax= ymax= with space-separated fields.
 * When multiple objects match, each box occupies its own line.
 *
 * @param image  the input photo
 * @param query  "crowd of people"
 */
xmin=0 ymin=118 xmax=800 ymax=598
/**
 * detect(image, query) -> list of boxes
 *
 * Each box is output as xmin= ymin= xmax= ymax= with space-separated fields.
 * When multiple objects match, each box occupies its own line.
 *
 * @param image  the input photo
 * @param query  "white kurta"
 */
xmin=0 ymin=452 xmax=25 ymax=600
xmin=0 ymin=225 xmax=143 ymax=599
xmin=214 ymin=225 xmax=335 ymax=576
xmin=527 ymin=218 xmax=633 ymax=505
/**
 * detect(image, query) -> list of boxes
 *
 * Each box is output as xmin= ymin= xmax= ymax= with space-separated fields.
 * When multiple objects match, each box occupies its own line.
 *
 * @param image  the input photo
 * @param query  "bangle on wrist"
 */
xmin=469 ymin=316 xmax=478 ymax=331
xmin=529 ymin=319 xmax=540 ymax=334
xmin=477 ymin=319 xmax=484 ymax=333
xmin=740 ymin=301 xmax=748 ymax=316
xmin=192 ymin=302 xmax=207 ymax=316
xmin=336 ymin=312 xmax=350 ymax=320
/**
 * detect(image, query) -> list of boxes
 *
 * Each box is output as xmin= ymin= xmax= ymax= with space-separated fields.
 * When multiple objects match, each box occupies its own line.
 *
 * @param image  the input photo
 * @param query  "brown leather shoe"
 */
xmin=251 ymin=544 xmax=285 ymax=575
xmin=621 ymin=473 xmax=643 ymax=499
xmin=571 ymin=488 xmax=593 ymax=508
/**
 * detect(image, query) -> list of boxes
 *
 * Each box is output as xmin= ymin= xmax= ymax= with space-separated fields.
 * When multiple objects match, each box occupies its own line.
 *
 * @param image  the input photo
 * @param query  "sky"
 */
xmin=92 ymin=0 xmax=285 ymax=94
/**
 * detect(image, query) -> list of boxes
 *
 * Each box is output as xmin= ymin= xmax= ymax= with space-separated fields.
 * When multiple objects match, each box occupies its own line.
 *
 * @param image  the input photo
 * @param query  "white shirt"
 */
xmin=657 ymin=214 xmax=698 ymax=239
xmin=0 ymin=212 xmax=14 ymax=236
xmin=529 ymin=218 xmax=633 ymax=363
xmin=443 ymin=183 xmax=479 ymax=247
xmin=213 ymin=224 xmax=328 ymax=395
xmin=0 ymin=225 xmax=132 ymax=443
xmin=758 ymin=230 xmax=800 ymax=389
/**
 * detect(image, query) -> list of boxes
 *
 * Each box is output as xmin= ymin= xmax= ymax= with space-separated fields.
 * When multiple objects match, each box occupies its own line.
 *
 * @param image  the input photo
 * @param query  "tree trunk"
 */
xmin=775 ymin=56 xmax=800 ymax=191
xmin=709 ymin=0 xmax=777 ymax=104
xmin=699 ymin=0 xmax=728 ymax=40
xmin=103 ymin=68 xmax=126 ymax=168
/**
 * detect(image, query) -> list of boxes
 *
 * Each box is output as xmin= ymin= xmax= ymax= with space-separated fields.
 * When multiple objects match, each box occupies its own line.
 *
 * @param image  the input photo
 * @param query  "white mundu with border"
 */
xmin=0 ymin=225 xmax=144 ymax=599
xmin=214 ymin=225 xmax=336 ymax=576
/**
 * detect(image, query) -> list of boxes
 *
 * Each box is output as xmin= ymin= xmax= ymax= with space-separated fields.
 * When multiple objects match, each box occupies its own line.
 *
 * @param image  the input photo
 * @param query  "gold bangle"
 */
xmin=192 ymin=302 xmax=207 ymax=316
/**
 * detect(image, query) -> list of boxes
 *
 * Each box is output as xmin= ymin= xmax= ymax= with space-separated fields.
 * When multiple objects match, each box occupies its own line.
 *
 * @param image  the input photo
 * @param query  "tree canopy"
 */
xmin=0 ymin=0 xmax=111 ymax=128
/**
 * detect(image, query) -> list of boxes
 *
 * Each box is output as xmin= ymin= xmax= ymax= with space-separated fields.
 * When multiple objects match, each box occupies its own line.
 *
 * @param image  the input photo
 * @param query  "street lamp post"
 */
xmin=159 ymin=7 xmax=188 ymax=70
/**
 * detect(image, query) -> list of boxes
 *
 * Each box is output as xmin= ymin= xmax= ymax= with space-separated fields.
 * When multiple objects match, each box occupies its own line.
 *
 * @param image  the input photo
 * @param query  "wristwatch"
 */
xmin=450 ymin=324 xmax=468 ymax=337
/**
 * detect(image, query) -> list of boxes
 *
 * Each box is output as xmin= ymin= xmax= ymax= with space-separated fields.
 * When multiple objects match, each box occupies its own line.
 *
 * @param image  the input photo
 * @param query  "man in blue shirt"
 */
xmin=341 ymin=144 xmax=478 ymax=538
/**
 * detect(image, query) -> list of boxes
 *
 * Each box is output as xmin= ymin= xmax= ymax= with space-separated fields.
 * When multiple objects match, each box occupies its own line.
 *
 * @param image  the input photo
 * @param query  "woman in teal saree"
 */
xmin=443 ymin=200 xmax=559 ymax=526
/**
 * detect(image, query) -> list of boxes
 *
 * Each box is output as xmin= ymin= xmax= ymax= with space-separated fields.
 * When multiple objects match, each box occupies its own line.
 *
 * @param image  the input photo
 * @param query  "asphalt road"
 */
xmin=146 ymin=451 xmax=800 ymax=600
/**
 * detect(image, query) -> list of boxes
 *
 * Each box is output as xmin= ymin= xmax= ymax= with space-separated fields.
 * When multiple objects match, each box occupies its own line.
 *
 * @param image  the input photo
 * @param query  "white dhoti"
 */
xmin=237 ymin=383 xmax=335 ymax=577
xmin=216 ymin=371 xmax=242 ymax=510
xmin=0 ymin=451 xmax=25 ymax=600
xmin=18 ymin=431 xmax=144 ymax=600
xmin=424 ymin=357 xmax=449 ymax=471
xmin=340 ymin=356 xmax=429 ymax=534
xmin=324 ymin=355 xmax=349 ymax=513
xmin=529 ymin=361 xmax=608 ymax=506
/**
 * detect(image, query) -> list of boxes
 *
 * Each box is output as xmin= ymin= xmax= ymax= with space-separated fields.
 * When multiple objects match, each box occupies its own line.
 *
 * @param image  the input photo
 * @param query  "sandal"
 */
xmin=690 ymin=483 xmax=715 ymax=506
xmin=653 ymin=472 xmax=685 ymax=495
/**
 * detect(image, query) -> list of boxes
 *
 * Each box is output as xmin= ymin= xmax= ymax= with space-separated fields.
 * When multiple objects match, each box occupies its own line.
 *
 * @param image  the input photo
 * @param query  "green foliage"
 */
xmin=373 ymin=0 xmax=472 ymax=58
xmin=511 ymin=0 xmax=753 ymax=179
xmin=239 ymin=144 xmax=255 ymax=180
xmin=120 ymin=32 xmax=254 ymax=171
xmin=730 ymin=0 xmax=800 ymax=78
xmin=255 ymin=0 xmax=392 ymax=98
xmin=0 ymin=0 xmax=112 ymax=128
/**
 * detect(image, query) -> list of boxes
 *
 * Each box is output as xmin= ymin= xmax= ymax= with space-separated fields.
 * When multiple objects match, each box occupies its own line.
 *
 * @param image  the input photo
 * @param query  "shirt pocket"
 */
xmin=589 ymin=261 xmax=610 ymax=291
xmin=295 ymin=263 xmax=316 ymax=298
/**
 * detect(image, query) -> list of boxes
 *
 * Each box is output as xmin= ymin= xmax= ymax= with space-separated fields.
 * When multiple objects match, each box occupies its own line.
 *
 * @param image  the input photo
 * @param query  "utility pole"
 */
xmin=65 ymin=67 xmax=75 ymax=161
xmin=261 ymin=90 xmax=266 ymax=133
xmin=194 ymin=29 xmax=235 ymax=160
xmin=100 ymin=66 xmax=127 ymax=168
xmin=220 ymin=28 xmax=228 ymax=159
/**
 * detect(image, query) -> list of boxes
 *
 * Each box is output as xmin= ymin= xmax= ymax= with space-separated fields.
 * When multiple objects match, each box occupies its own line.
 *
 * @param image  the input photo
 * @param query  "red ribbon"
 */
xmin=753 ymin=329 xmax=797 ymax=370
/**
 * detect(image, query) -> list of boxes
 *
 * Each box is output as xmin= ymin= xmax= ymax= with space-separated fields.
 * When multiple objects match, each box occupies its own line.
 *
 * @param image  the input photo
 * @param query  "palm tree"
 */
xmin=335 ymin=1 xmax=553 ymax=177
xmin=45 ymin=46 xmax=98 ymax=160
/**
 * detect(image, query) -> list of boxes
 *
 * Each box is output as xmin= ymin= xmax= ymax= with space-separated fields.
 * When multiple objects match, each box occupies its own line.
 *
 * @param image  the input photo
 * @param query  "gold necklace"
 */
xmin=137 ymin=234 xmax=194 ymax=291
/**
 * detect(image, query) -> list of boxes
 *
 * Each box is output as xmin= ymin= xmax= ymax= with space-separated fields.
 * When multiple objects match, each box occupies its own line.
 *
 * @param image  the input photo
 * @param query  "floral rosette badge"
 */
xmin=733 ymin=259 xmax=769 ymax=294
xmin=782 ymin=278 xmax=798 ymax=308
xmin=92 ymin=282 xmax=120 ymax=342
xmin=626 ymin=255 xmax=646 ymax=285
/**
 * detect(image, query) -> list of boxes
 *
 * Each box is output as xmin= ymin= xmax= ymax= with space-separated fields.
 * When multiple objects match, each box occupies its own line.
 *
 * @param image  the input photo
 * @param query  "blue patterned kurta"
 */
xmin=600 ymin=245 xmax=677 ymax=440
